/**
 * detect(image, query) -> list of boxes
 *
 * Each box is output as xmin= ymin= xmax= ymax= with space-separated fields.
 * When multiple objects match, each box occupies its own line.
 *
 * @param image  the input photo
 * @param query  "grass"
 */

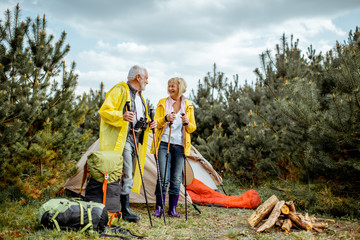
xmin=0 ymin=181 xmax=359 ymax=240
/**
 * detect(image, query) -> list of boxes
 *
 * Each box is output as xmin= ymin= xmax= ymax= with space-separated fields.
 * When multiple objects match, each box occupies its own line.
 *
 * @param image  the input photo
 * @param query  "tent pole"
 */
xmin=221 ymin=185 xmax=228 ymax=196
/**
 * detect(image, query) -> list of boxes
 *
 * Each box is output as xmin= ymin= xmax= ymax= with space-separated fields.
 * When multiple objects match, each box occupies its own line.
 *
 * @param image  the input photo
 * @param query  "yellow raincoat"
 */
xmin=150 ymin=97 xmax=196 ymax=156
xmin=98 ymin=81 xmax=150 ymax=193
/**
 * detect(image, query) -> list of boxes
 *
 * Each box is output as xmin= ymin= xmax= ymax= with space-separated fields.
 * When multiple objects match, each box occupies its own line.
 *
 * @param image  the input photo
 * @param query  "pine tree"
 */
xmin=302 ymin=28 xmax=360 ymax=191
xmin=196 ymin=124 xmax=229 ymax=178
xmin=191 ymin=66 xmax=281 ymax=182
xmin=190 ymin=63 xmax=227 ymax=140
xmin=0 ymin=5 xmax=92 ymax=198
xmin=80 ymin=82 xmax=106 ymax=139
xmin=253 ymin=34 xmax=317 ymax=181
xmin=223 ymin=77 xmax=284 ymax=182
xmin=257 ymin=29 xmax=360 ymax=194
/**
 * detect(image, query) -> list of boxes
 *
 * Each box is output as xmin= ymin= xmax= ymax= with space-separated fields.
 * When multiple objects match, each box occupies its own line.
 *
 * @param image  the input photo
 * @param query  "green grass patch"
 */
xmin=0 ymin=180 xmax=359 ymax=239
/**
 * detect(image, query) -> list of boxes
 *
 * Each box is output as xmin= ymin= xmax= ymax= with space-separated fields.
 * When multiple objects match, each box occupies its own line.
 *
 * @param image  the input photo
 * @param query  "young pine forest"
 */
xmin=0 ymin=5 xmax=359 ymax=219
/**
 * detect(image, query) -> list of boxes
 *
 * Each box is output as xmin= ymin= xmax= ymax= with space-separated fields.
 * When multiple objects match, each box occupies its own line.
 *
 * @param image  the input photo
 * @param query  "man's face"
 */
xmin=139 ymin=71 xmax=148 ymax=91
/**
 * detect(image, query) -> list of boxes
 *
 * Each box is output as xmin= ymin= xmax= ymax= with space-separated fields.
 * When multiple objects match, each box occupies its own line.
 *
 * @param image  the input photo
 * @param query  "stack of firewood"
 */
xmin=248 ymin=195 xmax=334 ymax=233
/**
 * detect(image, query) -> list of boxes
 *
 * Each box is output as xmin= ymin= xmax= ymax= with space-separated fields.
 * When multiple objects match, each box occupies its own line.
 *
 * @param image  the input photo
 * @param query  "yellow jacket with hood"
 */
xmin=150 ymin=97 xmax=196 ymax=156
xmin=98 ymin=81 xmax=150 ymax=194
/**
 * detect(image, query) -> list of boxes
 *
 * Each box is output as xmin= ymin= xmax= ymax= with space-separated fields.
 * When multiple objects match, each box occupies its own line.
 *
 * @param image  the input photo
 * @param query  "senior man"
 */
xmin=99 ymin=65 xmax=157 ymax=222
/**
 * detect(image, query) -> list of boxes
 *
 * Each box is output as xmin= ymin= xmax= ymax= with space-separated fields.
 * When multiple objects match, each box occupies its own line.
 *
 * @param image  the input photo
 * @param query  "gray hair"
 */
xmin=127 ymin=65 xmax=146 ymax=81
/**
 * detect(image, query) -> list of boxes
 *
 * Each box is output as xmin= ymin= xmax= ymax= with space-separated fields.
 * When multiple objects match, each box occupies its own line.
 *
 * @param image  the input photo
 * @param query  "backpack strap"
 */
xmin=102 ymin=172 xmax=109 ymax=205
xmin=108 ymin=225 xmax=144 ymax=238
xmin=74 ymin=200 xmax=84 ymax=225
xmin=100 ymin=225 xmax=144 ymax=239
xmin=80 ymin=204 xmax=93 ymax=233
xmin=80 ymin=162 xmax=88 ymax=195
xmin=50 ymin=211 xmax=61 ymax=231
xmin=108 ymin=212 xmax=121 ymax=226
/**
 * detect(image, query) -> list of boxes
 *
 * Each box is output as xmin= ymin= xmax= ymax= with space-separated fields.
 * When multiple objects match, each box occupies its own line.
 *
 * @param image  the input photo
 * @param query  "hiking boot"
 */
xmin=168 ymin=194 xmax=180 ymax=218
xmin=120 ymin=194 xmax=140 ymax=223
xmin=153 ymin=205 xmax=163 ymax=217
xmin=153 ymin=195 xmax=165 ymax=217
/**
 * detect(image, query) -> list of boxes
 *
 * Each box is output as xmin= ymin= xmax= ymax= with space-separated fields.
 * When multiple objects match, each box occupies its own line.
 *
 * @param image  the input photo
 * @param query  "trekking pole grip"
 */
xmin=181 ymin=113 xmax=189 ymax=126
xmin=149 ymin=108 xmax=155 ymax=134
xmin=169 ymin=112 xmax=174 ymax=126
xmin=125 ymin=101 xmax=133 ymax=129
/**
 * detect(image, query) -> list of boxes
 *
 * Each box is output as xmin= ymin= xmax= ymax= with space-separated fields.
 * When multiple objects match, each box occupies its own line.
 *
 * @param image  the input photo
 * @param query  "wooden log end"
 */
xmin=285 ymin=201 xmax=296 ymax=212
xmin=281 ymin=218 xmax=292 ymax=233
xmin=281 ymin=204 xmax=290 ymax=215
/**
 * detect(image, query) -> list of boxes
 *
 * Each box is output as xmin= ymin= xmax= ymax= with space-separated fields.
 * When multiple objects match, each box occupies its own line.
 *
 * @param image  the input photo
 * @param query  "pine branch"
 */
xmin=331 ymin=94 xmax=345 ymax=132
xmin=265 ymin=84 xmax=278 ymax=101
xmin=254 ymin=110 xmax=277 ymax=133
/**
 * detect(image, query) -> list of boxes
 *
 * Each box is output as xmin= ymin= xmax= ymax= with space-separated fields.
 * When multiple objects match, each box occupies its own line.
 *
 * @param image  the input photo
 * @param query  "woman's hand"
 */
xmin=181 ymin=113 xmax=189 ymax=126
xmin=166 ymin=112 xmax=176 ymax=122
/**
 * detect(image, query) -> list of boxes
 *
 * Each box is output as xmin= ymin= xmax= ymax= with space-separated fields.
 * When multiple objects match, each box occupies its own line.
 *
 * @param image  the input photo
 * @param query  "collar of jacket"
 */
xmin=127 ymin=81 xmax=141 ymax=95
xmin=158 ymin=96 xmax=192 ymax=113
xmin=165 ymin=95 xmax=186 ymax=115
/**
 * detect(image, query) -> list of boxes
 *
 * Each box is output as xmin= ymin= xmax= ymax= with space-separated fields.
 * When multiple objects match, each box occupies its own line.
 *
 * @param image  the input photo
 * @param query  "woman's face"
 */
xmin=168 ymin=81 xmax=179 ymax=99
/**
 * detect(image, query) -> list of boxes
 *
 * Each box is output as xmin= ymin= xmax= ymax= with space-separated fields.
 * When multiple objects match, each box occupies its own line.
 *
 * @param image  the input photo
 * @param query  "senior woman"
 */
xmin=151 ymin=77 xmax=196 ymax=218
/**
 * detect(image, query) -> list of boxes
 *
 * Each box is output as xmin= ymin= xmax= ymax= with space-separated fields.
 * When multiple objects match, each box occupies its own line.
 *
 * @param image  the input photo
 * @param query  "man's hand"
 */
xmin=149 ymin=120 xmax=157 ymax=129
xmin=123 ymin=111 xmax=135 ymax=122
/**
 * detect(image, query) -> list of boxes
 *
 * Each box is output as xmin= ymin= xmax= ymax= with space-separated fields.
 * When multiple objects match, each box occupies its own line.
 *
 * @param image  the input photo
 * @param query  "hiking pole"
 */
xmin=162 ymin=112 xmax=173 ymax=194
xmin=149 ymin=108 xmax=166 ymax=225
xmin=181 ymin=113 xmax=189 ymax=221
xmin=125 ymin=101 xmax=153 ymax=227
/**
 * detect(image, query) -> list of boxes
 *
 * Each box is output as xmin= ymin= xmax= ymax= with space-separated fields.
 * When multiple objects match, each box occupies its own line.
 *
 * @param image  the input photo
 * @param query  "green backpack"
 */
xmin=36 ymin=198 xmax=144 ymax=239
xmin=36 ymin=198 xmax=108 ymax=232
xmin=86 ymin=151 xmax=123 ymax=183
xmin=82 ymin=150 xmax=123 ymax=220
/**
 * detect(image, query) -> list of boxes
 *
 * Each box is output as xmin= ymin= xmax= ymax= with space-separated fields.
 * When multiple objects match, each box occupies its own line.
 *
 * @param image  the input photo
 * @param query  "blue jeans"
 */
xmin=155 ymin=141 xmax=185 ymax=196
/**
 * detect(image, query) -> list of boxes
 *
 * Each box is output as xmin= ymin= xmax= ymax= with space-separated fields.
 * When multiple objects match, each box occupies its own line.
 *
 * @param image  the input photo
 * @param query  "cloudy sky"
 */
xmin=1 ymin=0 xmax=360 ymax=105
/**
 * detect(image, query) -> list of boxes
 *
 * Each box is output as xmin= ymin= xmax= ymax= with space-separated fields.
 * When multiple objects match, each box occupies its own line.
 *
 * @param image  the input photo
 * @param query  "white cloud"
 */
xmin=3 ymin=0 xmax=359 ymax=105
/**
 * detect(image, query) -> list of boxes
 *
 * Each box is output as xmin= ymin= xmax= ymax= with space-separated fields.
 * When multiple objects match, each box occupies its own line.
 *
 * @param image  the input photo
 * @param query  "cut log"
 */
xmin=275 ymin=218 xmax=284 ymax=227
xmin=286 ymin=212 xmax=312 ymax=231
xmin=313 ymin=217 xmax=335 ymax=223
xmin=313 ymin=227 xmax=324 ymax=233
xmin=312 ymin=222 xmax=328 ymax=229
xmin=256 ymin=200 xmax=285 ymax=233
xmin=248 ymin=195 xmax=279 ymax=227
xmin=281 ymin=204 xmax=290 ymax=215
xmin=285 ymin=201 xmax=296 ymax=212
xmin=281 ymin=218 xmax=293 ymax=233
xmin=275 ymin=215 xmax=285 ymax=227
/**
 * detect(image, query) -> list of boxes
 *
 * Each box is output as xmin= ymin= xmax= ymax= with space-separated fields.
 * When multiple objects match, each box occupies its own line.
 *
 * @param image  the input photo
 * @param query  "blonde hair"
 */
xmin=168 ymin=77 xmax=187 ymax=96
